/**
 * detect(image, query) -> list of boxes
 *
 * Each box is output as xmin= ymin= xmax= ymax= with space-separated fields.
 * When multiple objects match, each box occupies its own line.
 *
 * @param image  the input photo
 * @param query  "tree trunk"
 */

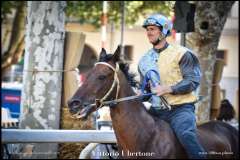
xmin=1 ymin=2 xmax=26 ymax=75
xmin=18 ymin=1 xmax=66 ymax=159
xmin=186 ymin=1 xmax=235 ymax=123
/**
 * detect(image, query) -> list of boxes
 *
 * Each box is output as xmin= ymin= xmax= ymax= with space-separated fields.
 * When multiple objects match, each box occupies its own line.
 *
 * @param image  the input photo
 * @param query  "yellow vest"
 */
xmin=158 ymin=44 xmax=197 ymax=105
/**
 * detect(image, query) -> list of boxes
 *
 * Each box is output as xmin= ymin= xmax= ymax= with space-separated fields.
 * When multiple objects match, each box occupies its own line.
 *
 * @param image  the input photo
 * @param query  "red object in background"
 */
xmin=172 ymin=29 xmax=176 ymax=40
xmin=3 ymin=95 xmax=20 ymax=103
xmin=79 ymin=73 xmax=86 ymax=83
xmin=79 ymin=70 xmax=91 ymax=85
xmin=171 ymin=16 xmax=176 ymax=40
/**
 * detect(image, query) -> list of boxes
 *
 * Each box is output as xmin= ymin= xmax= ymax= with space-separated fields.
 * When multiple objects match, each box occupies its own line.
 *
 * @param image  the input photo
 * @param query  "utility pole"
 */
xmin=120 ymin=1 xmax=125 ymax=60
xmin=110 ymin=23 xmax=115 ymax=53
xmin=101 ymin=1 xmax=108 ymax=49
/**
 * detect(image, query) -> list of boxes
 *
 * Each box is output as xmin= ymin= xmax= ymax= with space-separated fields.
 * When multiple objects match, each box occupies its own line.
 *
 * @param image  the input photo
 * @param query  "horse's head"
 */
xmin=67 ymin=46 xmax=122 ymax=120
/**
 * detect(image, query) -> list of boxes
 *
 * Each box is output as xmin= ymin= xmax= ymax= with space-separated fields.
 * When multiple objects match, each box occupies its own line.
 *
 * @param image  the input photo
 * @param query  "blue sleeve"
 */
xmin=171 ymin=51 xmax=202 ymax=94
xmin=138 ymin=52 xmax=160 ymax=86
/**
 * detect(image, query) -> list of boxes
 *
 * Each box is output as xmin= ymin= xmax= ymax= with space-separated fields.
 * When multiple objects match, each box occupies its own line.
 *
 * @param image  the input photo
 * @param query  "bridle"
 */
xmin=71 ymin=61 xmax=120 ymax=119
xmin=80 ymin=62 xmax=189 ymax=111
xmin=87 ymin=62 xmax=166 ymax=109
xmin=73 ymin=61 xmax=204 ymax=115
xmin=94 ymin=62 xmax=120 ymax=108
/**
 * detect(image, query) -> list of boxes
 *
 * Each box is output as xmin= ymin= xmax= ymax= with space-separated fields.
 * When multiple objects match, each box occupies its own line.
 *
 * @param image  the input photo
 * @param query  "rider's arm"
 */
xmin=138 ymin=50 xmax=160 ymax=86
xmin=171 ymin=51 xmax=202 ymax=95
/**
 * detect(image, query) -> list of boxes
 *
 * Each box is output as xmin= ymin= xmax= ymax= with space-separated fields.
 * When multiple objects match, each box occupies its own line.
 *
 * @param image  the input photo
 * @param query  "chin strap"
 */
xmin=152 ymin=32 xmax=165 ymax=46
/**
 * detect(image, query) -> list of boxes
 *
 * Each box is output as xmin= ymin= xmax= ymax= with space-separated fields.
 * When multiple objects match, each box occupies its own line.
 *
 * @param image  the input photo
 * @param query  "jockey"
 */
xmin=138 ymin=13 xmax=206 ymax=159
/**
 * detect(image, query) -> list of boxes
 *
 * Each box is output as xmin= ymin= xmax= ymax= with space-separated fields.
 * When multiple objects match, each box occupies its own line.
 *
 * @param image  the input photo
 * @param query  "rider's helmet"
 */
xmin=142 ymin=14 xmax=173 ymax=37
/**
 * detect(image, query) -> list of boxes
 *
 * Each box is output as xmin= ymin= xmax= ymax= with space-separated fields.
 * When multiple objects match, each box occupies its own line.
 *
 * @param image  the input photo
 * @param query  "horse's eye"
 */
xmin=98 ymin=75 xmax=106 ymax=80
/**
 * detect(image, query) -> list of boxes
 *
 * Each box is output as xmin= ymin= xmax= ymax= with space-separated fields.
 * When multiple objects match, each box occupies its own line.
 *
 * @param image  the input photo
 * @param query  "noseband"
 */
xmin=94 ymin=62 xmax=120 ymax=107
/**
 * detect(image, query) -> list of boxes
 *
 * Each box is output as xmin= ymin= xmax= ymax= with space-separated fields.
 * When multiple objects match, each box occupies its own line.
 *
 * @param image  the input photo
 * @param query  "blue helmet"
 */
xmin=143 ymin=14 xmax=173 ymax=37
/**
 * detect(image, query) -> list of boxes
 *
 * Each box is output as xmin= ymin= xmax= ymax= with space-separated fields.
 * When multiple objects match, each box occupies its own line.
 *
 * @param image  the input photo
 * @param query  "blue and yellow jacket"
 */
xmin=138 ymin=43 xmax=201 ymax=106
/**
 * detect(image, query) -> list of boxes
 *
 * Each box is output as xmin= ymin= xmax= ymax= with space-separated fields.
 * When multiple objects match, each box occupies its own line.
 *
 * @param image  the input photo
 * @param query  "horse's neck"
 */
xmin=110 ymin=76 xmax=156 ymax=151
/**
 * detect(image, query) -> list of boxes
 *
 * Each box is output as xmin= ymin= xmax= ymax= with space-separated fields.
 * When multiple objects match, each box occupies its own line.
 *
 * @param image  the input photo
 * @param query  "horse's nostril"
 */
xmin=68 ymin=99 xmax=81 ymax=108
xmin=68 ymin=99 xmax=82 ymax=114
xmin=72 ymin=101 xmax=80 ymax=107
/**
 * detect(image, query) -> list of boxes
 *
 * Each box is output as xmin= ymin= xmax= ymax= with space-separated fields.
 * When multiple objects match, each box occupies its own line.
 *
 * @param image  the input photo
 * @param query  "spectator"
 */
xmin=217 ymin=99 xmax=238 ymax=130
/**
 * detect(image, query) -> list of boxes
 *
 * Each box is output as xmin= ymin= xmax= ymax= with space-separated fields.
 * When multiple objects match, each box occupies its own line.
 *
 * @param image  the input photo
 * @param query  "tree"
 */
xmin=66 ymin=1 xmax=175 ymax=28
xmin=1 ymin=1 xmax=174 ymax=76
xmin=186 ymin=1 xmax=235 ymax=122
xmin=18 ymin=1 xmax=66 ymax=159
xmin=1 ymin=1 xmax=26 ymax=76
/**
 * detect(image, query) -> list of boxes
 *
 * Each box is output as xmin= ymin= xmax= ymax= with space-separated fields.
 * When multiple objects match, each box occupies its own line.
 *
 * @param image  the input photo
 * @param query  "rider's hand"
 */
xmin=153 ymin=85 xmax=172 ymax=96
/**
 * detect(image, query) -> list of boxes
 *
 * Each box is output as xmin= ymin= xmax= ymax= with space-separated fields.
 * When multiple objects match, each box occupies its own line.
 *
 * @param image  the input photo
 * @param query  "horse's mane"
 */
xmin=99 ymin=54 xmax=139 ymax=88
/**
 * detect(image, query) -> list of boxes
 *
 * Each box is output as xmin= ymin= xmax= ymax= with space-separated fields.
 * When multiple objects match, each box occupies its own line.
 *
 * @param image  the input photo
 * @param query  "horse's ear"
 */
xmin=112 ymin=45 xmax=121 ymax=62
xmin=99 ymin=48 xmax=107 ymax=61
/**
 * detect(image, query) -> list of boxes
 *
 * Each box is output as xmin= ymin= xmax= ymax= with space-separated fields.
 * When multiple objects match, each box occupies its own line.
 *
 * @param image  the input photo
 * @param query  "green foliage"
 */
xmin=66 ymin=1 xmax=175 ymax=29
xmin=1 ymin=1 xmax=174 ymax=27
xmin=1 ymin=1 xmax=24 ymax=23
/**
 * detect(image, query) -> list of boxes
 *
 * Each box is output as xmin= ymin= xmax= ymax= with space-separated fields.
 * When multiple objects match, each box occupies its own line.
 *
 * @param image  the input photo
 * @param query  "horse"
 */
xmin=68 ymin=46 xmax=239 ymax=159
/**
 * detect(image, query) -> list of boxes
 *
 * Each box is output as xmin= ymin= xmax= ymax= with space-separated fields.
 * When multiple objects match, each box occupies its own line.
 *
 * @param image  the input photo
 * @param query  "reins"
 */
xmin=91 ymin=62 xmax=203 ymax=109
xmin=93 ymin=62 xmax=155 ymax=108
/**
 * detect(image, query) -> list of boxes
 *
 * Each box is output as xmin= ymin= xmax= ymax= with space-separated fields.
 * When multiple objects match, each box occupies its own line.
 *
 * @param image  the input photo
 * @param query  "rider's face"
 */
xmin=146 ymin=25 xmax=161 ymax=43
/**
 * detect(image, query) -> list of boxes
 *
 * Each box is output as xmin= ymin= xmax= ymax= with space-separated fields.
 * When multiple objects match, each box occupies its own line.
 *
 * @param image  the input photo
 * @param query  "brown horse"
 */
xmin=68 ymin=47 xmax=239 ymax=159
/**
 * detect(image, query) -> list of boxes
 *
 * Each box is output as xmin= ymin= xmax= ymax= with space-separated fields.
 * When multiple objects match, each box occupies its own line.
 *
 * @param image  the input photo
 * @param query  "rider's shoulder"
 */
xmin=144 ymin=48 xmax=154 ymax=54
xmin=142 ymin=49 xmax=155 ymax=58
